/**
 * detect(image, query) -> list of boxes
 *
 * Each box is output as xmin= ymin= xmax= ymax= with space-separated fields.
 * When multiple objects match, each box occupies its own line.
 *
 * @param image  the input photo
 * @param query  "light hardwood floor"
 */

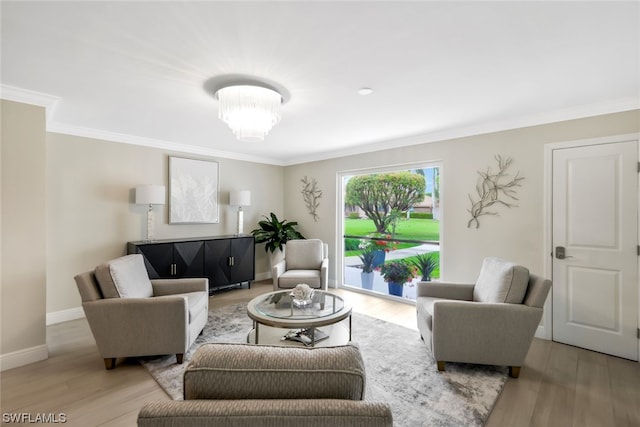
xmin=2 ymin=280 xmax=638 ymax=426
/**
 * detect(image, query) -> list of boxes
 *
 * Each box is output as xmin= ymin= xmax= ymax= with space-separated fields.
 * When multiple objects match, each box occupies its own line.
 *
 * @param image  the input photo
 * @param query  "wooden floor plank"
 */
xmin=608 ymin=354 xmax=640 ymax=427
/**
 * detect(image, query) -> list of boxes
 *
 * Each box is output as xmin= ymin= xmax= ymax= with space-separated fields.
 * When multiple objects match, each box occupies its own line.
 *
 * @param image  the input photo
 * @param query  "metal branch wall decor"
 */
xmin=301 ymin=176 xmax=322 ymax=222
xmin=467 ymin=154 xmax=524 ymax=229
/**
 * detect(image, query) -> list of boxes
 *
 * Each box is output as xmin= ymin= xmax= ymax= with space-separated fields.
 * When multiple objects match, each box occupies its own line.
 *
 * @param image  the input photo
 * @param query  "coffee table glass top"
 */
xmin=254 ymin=290 xmax=345 ymax=320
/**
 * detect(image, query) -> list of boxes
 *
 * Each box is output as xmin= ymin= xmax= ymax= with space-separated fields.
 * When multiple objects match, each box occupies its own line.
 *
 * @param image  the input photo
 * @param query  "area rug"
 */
xmin=140 ymin=303 xmax=508 ymax=427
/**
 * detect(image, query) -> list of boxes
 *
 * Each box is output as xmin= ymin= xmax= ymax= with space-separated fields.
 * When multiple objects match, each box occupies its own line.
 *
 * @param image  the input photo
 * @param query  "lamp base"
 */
xmin=236 ymin=207 xmax=244 ymax=235
xmin=146 ymin=205 xmax=155 ymax=242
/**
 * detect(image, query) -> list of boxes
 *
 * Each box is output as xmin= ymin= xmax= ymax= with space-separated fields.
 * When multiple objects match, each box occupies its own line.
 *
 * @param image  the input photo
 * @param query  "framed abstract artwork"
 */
xmin=169 ymin=156 xmax=219 ymax=224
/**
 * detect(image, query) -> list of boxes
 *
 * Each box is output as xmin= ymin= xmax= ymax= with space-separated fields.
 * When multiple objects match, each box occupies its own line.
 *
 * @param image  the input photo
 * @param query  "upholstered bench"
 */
xmin=137 ymin=343 xmax=393 ymax=427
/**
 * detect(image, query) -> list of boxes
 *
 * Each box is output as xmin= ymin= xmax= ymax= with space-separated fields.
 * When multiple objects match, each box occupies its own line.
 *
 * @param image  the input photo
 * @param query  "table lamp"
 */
xmin=135 ymin=185 xmax=166 ymax=242
xmin=230 ymin=190 xmax=251 ymax=235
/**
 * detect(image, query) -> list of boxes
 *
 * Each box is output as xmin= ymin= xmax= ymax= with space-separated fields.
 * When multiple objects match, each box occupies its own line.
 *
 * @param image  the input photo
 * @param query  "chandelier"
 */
xmin=215 ymin=84 xmax=282 ymax=141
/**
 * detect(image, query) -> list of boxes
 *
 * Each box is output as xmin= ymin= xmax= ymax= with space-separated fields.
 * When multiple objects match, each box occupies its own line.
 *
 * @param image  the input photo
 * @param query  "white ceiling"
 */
xmin=2 ymin=1 xmax=639 ymax=165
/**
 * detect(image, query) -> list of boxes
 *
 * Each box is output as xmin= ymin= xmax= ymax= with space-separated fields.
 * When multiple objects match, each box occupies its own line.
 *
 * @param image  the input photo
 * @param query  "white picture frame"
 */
xmin=169 ymin=156 xmax=219 ymax=224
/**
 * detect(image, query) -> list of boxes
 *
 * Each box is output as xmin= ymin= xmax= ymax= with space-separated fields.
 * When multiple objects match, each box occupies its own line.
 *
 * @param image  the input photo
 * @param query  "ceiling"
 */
xmin=2 ymin=1 xmax=638 ymax=166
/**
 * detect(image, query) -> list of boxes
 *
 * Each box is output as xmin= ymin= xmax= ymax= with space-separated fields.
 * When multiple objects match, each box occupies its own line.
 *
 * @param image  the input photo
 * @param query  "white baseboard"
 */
xmin=534 ymin=324 xmax=549 ymax=340
xmin=255 ymin=271 xmax=271 ymax=282
xmin=46 ymin=307 xmax=85 ymax=325
xmin=0 ymin=344 xmax=48 ymax=372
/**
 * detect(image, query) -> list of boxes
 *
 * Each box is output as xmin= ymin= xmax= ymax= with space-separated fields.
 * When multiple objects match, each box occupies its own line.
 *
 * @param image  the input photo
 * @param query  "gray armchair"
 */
xmin=137 ymin=343 xmax=393 ymax=427
xmin=416 ymin=257 xmax=551 ymax=378
xmin=272 ymin=239 xmax=329 ymax=291
xmin=75 ymin=254 xmax=208 ymax=369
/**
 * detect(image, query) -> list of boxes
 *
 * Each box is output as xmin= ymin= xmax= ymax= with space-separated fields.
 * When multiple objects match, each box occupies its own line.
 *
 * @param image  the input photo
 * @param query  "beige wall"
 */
xmin=2 ymin=96 xmax=638 ymax=367
xmin=283 ymin=110 xmax=640 ymax=283
xmin=1 ymin=100 xmax=47 ymax=359
xmin=46 ymin=133 xmax=284 ymax=314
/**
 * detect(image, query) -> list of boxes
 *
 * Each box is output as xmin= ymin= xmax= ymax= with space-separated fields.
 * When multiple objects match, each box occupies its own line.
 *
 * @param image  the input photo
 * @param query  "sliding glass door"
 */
xmin=339 ymin=164 xmax=441 ymax=301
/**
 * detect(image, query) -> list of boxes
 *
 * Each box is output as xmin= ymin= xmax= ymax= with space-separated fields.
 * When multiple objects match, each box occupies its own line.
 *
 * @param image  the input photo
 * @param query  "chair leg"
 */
xmin=176 ymin=354 xmax=184 ymax=364
xmin=437 ymin=361 xmax=446 ymax=371
xmin=509 ymin=366 xmax=521 ymax=378
xmin=104 ymin=358 xmax=116 ymax=370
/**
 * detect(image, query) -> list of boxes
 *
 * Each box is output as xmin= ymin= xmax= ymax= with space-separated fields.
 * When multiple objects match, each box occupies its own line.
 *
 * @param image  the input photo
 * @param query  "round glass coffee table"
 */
xmin=246 ymin=290 xmax=352 ymax=347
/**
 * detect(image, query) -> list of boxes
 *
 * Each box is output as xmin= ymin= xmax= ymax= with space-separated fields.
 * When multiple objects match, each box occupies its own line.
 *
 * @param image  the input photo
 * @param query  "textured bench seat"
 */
xmin=138 ymin=343 xmax=393 ymax=427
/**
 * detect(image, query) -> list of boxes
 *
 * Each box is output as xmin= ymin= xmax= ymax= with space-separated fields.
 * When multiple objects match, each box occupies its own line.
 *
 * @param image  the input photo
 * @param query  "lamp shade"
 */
xmin=135 ymin=185 xmax=166 ymax=205
xmin=230 ymin=190 xmax=251 ymax=207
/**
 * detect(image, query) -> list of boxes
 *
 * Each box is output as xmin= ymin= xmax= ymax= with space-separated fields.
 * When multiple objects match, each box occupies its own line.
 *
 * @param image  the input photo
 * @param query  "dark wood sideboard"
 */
xmin=127 ymin=235 xmax=255 ymax=294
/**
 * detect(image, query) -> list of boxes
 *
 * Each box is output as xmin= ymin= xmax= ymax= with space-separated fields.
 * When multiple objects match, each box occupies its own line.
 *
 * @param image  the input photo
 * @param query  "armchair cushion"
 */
xmin=156 ymin=291 xmax=208 ymax=323
xmin=286 ymin=239 xmax=323 ymax=270
xmin=473 ymin=257 xmax=529 ymax=303
xmin=278 ymin=270 xmax=322 ymax=289
xmin=95 ymin=254 xmax=153 ymax=299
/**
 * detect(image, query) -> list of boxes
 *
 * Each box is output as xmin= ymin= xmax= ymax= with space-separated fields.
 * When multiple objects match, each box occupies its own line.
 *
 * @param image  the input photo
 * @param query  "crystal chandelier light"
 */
xmin=216 ymin=85 xmax=282 ymax=141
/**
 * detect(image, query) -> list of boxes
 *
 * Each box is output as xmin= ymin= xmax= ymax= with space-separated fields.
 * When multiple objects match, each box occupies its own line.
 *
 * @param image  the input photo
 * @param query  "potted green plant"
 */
xmin=358 ymin=250 xmax=377 ymax=289
xmin=250 ymin=212 xmax=305 ymax=253
xmin=358 ymin=233 xmax=398 ymax=268
xmin=378 ymin=261 xmax=416 ymax=297
xmin=412 ymin=252 xmax=438 ymax=281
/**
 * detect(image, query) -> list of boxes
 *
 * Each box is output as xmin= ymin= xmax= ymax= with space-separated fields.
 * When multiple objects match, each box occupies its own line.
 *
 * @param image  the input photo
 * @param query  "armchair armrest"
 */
xmin=81 ymin=296 xmax=188 ymax=357
xmin=151 ymin=278 xmax=209 ymax=296
xmin=272 ymin=259 xmax=286 ymax=290
xmin=431 ymin=301 xmax=543 ymax=366
xmin=320 ymin=258 xmax=329 ymax=290
xmin=417 ymin=282 xmax=474 ymax=300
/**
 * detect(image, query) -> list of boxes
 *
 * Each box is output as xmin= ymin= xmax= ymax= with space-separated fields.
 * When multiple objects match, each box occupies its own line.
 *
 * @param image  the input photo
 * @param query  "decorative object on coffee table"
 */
xmin=290 ymin=283 xmax=314 ymax=307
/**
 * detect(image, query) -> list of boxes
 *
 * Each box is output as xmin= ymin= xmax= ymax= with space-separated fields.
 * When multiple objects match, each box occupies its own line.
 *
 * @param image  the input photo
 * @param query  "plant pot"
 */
xmin=388 ymin=281 xmax=404 ymax=297
xmin=421 ymin=276 xmax=431 ymax=282
xmin=360 ymin=271 xmax=374 ymax=290
xmin=268 ymin=246 xmax=285 ymax=267
xmin=371 ymin=250 xmax=386 ymax=268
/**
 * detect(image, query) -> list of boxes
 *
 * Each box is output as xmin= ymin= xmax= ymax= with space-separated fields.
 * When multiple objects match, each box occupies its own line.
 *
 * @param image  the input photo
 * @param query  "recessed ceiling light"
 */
xmin=357 ymin=87 xmax=374 ymax=96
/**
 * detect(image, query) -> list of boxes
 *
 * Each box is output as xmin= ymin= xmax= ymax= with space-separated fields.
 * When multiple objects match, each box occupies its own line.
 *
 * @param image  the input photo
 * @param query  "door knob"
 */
xmin=555 ymin=246 xmax=573 ymax=259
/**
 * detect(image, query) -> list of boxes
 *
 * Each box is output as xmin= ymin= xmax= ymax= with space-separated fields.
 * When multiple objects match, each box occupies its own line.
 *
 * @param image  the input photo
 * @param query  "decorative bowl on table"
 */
xmin=290 ymin=284 xmax=314 ymax=308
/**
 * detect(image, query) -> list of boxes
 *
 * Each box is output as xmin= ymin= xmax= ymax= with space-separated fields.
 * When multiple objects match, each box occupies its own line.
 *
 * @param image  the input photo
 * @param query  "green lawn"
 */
xmin=344 ymin=217 xmax=440 ymax=241
xmin=343 ymin=217 xmax=440 ymax=256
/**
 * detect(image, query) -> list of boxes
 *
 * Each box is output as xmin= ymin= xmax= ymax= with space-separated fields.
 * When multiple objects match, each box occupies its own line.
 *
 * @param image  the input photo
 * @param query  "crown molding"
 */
xmin=1 ymin=84 xmax=60 ymax=122
xmin=47 ymin=122 xmax=286 ymax=166
xmin=3 ymin=84 xmax=637 ymax=167
xmin=1 ymin=84 xmax=285 ymax=165
xmin=281 ymin=96 xmax=640 ymax=165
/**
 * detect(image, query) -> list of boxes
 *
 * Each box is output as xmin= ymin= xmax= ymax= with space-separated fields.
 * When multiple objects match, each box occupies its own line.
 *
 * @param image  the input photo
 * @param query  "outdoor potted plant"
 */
xmin=359 ymin=233 xmax=397 ymax=268
xmin=379 ymin=261 xmax=416 ymax=297
xmin=412 ymin=252 xmax=438 ymax=281
xmin=358 ymin=249 xmax=377 ymax=290
xmin=250 ymin=213 xmax=305 ymax=262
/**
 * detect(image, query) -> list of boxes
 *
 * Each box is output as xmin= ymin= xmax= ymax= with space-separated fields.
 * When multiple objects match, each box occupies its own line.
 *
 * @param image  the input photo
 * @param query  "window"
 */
xmin=339 ymin=163 xmax=441 ymax=301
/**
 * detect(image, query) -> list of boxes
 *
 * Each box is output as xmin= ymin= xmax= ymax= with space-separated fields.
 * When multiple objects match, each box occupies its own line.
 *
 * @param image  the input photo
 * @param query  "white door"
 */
xmin=552 ymin=140 xmax=638 ymax=361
